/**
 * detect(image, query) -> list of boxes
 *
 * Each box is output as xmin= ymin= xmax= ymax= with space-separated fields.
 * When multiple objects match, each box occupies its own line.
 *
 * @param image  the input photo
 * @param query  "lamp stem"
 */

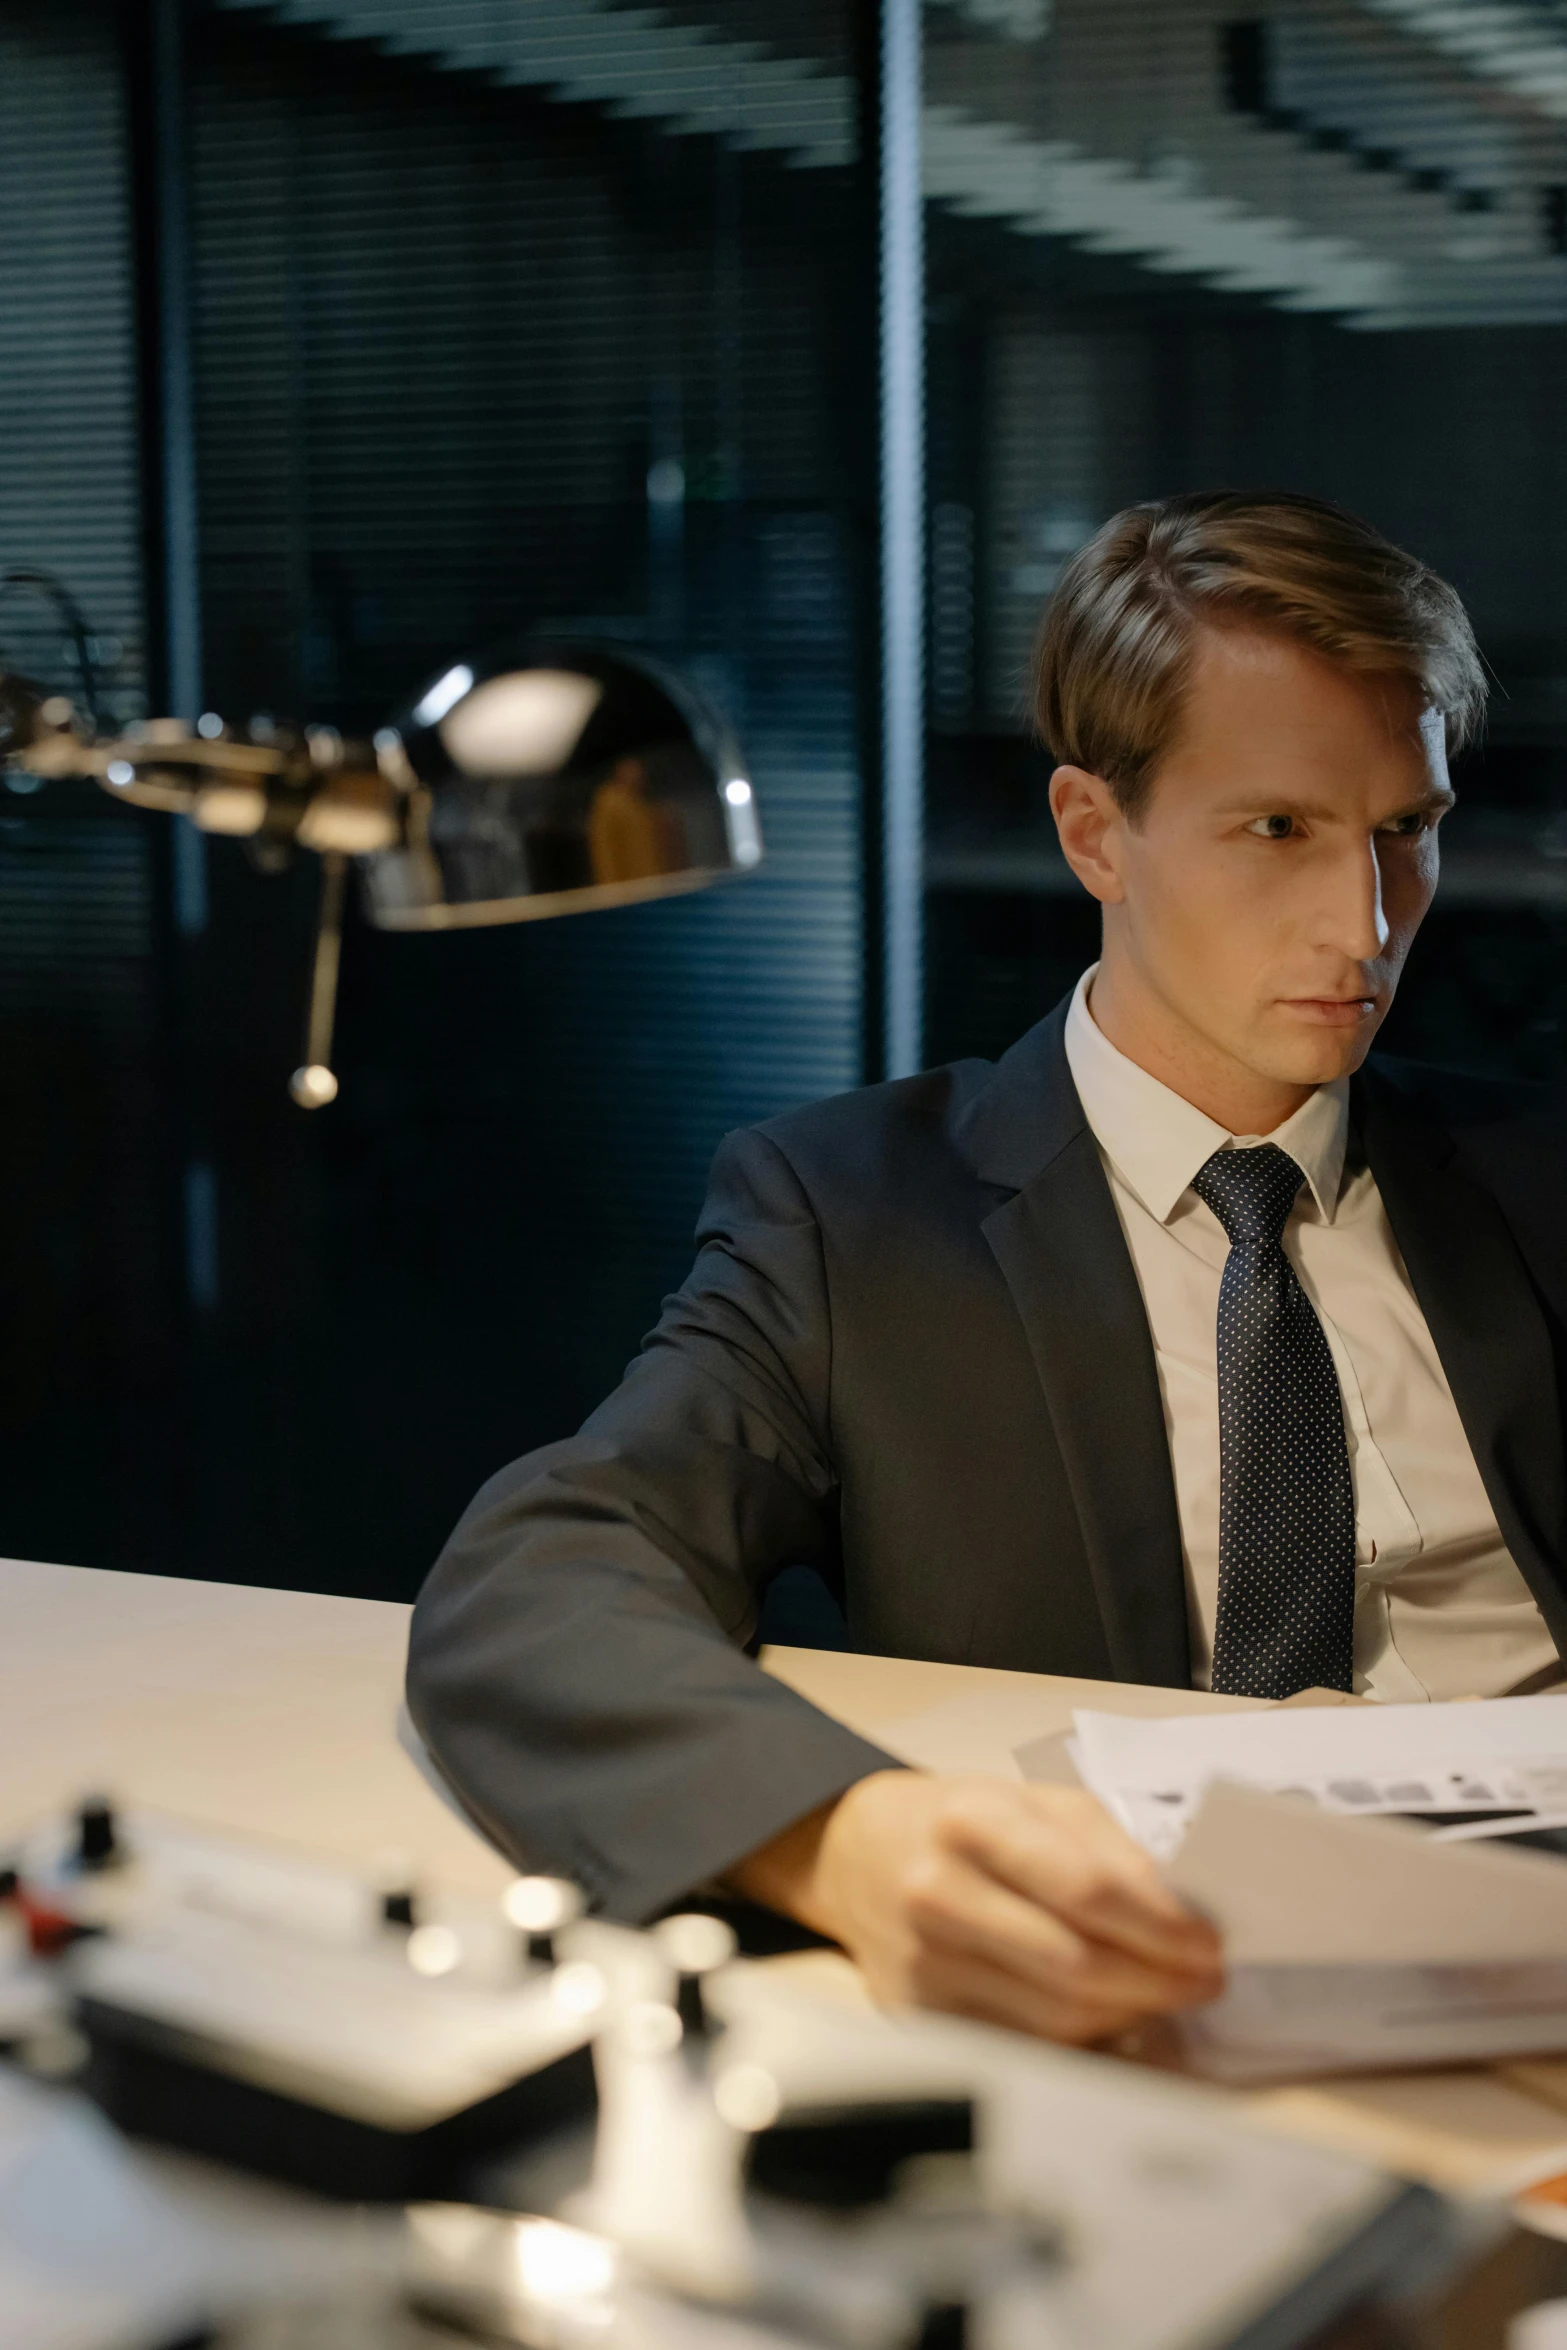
xmin=289 ymin=853 xmax=347 ymax=1109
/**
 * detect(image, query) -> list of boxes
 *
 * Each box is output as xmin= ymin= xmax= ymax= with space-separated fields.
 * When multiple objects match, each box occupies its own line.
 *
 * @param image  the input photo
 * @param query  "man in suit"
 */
xmin=408 ymin=491 xmax=1567 ymax=2045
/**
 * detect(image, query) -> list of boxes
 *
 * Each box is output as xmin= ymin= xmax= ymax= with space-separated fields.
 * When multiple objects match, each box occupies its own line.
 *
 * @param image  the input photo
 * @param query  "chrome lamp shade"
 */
xmin=366 ymin=641 xmax=761 ymax=931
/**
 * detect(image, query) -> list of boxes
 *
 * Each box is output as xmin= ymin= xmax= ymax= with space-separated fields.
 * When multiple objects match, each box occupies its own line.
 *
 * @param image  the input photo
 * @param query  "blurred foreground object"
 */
xmin=0 ymin=625 xmax=761 ymax=1109
xmin=0 ymin=1795 xmax=1474 ymax=2350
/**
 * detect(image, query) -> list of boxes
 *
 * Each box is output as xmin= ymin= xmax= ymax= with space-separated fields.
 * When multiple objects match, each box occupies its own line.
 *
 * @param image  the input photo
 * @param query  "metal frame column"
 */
xmin=127 ymin=0 xmax=206 ymax=933
xmin=878 ymin=0 xmax=925 ymax=1079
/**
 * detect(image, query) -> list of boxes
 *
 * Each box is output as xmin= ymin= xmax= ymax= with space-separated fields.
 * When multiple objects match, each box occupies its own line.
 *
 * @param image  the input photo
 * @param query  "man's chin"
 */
xmin=1250 ymin=1008 xmax=1384 ymax=1088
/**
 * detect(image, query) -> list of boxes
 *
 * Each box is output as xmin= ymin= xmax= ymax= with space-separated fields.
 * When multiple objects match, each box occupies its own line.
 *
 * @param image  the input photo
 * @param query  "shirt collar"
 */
xmin=1062 ymin=965 xmax=1348 ymax=1225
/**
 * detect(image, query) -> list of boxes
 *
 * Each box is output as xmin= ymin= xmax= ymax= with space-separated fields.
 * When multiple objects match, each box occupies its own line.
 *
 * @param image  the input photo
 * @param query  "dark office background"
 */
xmin=6 ymin=0 xmax=1567 ymax=1603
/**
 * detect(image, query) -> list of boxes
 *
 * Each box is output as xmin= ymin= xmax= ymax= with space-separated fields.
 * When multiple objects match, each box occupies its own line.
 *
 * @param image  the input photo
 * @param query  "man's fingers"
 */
xmin=906 ymin=1938 xmax=1177 ymax=2048
xmin=904 ymin=1844 xmax=1223 ymax=2014
xmin=790 ymin=1768 xmax=1227 ymax=2050
xmin=935 ymin=1785 xmax=1223 ymax=1973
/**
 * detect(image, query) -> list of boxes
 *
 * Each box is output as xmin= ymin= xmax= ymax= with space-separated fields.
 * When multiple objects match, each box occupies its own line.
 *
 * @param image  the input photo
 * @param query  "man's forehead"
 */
xmin=1199 ymin=623 xmax=1407 ymax=690
xmin=1150 ymin=703 xmax=1452 ymax=821
xmin=1178 ymin=634 xmax=1440 ymax=747
xmin=1418 ymin=704 xmax=1450 ymax=773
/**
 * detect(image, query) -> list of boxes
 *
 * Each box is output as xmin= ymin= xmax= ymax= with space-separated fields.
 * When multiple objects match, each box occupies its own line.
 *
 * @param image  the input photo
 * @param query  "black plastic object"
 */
xmin=75 ymin=1798 xmax=119 ymax=1872
xmin=1221 ymin=2179 xmax=1451 ymax=2350
xmin=914 ymin=2306 xmax=968 ymax=2350
xmin=0 ymin=666 xmax=45 ymax=762
xmin=746 ymin=2099 xmax=975 ymax=2210
xmin=77 ymin=1997 xmax=597 ymax=2203
xmin=675 ymin=1970 xmax=711 ymax=2045
xmin=1468 ymin=1821 xmax=1567 ymax=1859
xmin=654 ymin=1893 xmax=834 ymax=1959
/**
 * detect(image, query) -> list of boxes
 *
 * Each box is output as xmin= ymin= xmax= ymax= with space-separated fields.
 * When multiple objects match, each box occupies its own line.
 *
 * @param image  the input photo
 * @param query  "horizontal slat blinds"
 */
xmin=172 ymin=8 xmax=866 ymax=1591
xmin=0 ymin=5 xmax=173 ymax=1574
xmin=189 ymin=10 xmax=863 ymax=1163
xmin=0 ymin=2 xmax=144 ymax=722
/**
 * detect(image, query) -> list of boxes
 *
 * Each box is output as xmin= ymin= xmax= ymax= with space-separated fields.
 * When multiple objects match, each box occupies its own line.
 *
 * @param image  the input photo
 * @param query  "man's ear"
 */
xmin=1050 ymin=764 xmax=1128 ymax=905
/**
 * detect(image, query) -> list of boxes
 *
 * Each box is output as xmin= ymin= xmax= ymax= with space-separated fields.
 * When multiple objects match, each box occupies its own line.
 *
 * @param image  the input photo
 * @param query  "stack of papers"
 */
xmin=1039 ymin=1699 xmax=1567 ymax=2080
xmin=1064 ymin=1698 xmax=1567 ymax=1861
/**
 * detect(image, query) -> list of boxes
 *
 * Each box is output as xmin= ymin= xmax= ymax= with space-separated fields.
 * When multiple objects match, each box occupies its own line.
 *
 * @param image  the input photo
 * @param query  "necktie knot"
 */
xmin=1191 ymin=1141 xmax=1305 ymax=1249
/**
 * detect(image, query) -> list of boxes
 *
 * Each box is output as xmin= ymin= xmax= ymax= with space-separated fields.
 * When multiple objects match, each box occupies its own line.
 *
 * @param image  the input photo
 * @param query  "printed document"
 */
xmin=1028 ymin=1698 xmax=1567 ymax=2078
xmin=1062 ymin=1694 xmax=1567 ymax=1862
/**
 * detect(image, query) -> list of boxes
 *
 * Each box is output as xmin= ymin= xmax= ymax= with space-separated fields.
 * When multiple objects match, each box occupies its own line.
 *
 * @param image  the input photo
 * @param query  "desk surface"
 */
xmin=0 ymin=1554 xmax=514 ymax=1897
xmin=8 ymin=1553 xmax=1567 ymax=2197
xmin=760 ymin=1643 xmax=1264 ymax=1730
xmin=0 ymin=1555 xmax=1250 ymax=1875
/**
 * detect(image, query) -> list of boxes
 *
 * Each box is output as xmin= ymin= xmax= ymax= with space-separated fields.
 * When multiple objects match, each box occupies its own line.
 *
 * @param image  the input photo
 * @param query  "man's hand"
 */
xmin=728 ymin=1770 xmax=1225 ymax=2045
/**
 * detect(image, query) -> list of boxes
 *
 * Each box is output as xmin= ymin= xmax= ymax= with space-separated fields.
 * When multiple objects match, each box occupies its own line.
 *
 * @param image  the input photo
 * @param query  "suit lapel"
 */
xmin=1359 ymin=1067 xmax=1567 ymax=1652
xmin=954 ymin=1020 xmax=1567 ymax=1683
xmin=956 ymin=1008 xmax=1191 ymax=1686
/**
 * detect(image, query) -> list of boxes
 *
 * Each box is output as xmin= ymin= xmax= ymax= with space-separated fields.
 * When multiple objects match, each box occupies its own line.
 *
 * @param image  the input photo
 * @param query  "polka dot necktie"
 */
xmin=1191 ymin=1142 xmax=1355 ymax=1699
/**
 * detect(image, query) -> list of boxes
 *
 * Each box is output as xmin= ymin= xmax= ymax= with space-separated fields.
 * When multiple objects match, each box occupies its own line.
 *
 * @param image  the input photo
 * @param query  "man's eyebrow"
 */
xmin=1381 ymin=783 xmax=1458 ymax=818
xmin=1210 ymin=784 xmax=1457 ymax=820
xmin=1212 ymin=792 xmax=1339 ymax=819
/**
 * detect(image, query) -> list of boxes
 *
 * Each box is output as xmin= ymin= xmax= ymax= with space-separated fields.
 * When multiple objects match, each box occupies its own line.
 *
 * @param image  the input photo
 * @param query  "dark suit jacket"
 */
xmin=406 ymin=1000 xmax=1567 ymax=1922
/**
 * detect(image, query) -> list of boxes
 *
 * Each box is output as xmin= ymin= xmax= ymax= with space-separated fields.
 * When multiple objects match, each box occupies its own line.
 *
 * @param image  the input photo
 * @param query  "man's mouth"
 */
xmin=1280 ymin=996 xmax=1379 ymax=1027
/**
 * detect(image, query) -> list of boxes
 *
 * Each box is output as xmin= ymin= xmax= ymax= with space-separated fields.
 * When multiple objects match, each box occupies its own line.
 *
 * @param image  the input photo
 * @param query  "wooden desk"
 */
xmin=760 ymin=1643 xmax=1266 ymax=1733
xmin=6 ymin=1554 xmax=1567 ymax=2200
xmin=0 ymin=1553 xmax=512 ymax=1898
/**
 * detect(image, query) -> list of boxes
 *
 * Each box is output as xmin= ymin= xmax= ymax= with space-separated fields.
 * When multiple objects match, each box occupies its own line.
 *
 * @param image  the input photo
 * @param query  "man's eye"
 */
xmin=1379 ymin=811 xmax=1429 ymax=838
xmin=1246 ymin=814 xmax=1296 ymax=840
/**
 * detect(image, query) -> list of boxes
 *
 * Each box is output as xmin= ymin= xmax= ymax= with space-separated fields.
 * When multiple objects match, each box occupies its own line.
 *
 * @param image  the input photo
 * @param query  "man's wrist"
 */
xmin=722 ymin=1771 xmax=903 ymax=1941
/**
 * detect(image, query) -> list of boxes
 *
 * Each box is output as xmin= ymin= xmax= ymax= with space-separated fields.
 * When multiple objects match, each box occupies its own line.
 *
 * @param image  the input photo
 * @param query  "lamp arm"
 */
xmin=289 ymin=852 xmax=347 ymax=1110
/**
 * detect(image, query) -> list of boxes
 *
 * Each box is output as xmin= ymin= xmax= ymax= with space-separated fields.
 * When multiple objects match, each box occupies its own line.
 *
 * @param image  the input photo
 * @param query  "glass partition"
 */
xmin=922 ymin=0 xmax=1567 ymax=1076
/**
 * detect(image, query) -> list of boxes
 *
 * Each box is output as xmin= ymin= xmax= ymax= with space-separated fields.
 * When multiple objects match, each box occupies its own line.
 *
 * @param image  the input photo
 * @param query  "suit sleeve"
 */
xmin=404 ymin=1125 xmax=900 ymax=1923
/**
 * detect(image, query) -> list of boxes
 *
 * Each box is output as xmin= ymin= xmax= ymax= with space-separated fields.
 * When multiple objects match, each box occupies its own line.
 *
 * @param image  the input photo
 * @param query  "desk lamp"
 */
xmin=0 ymin=631 xmax=761 ymax=1106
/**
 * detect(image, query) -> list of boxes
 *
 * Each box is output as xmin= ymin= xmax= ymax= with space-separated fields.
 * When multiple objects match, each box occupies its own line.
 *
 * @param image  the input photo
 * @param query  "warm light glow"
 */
xmin=713 ymin=2062 xmax=782 ymax=2132
xmin=512 ymin=2218 xmax=618 ymax=2305
xmin=503 ymin=1875 xmax=576 ymax=1934
xmin=550 ymin=1960 xmax=607 ymax=2018
xmin=296 ymin=789 xmax=400 ymax=855
xmin=653 ymin=1912 xmax=736 ymax=1975
xmin=193 ymin=784 xmax=266 ymax=836
xmin=289 ymin=1064 xmax=339 ymax=1111
xmin=439 ymin=669 xmax=602 ymax=778
xmin=406 ymin=1923 xmax=462 ymax=1976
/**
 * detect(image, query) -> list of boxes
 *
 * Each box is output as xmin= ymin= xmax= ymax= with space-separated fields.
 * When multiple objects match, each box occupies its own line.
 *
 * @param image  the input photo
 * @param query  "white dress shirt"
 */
xmin=1062 ymin=967 xmax=1562 ymax=1702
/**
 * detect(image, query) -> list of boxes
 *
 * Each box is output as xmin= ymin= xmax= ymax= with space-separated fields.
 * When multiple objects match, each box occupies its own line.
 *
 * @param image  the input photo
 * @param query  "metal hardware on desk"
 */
xmin=0 ymin=1795 xmax=1479 ymax=2350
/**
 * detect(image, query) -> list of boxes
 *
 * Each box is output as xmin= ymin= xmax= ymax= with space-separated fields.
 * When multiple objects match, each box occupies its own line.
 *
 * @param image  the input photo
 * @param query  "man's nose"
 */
xmin=1322 ymin=835 xmax=1390 ymax=963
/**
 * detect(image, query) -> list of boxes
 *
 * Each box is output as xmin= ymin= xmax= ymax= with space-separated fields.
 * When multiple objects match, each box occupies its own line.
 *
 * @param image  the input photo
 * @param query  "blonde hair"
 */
xmin=1032 ymin=491 xmax=1485 ymax=819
